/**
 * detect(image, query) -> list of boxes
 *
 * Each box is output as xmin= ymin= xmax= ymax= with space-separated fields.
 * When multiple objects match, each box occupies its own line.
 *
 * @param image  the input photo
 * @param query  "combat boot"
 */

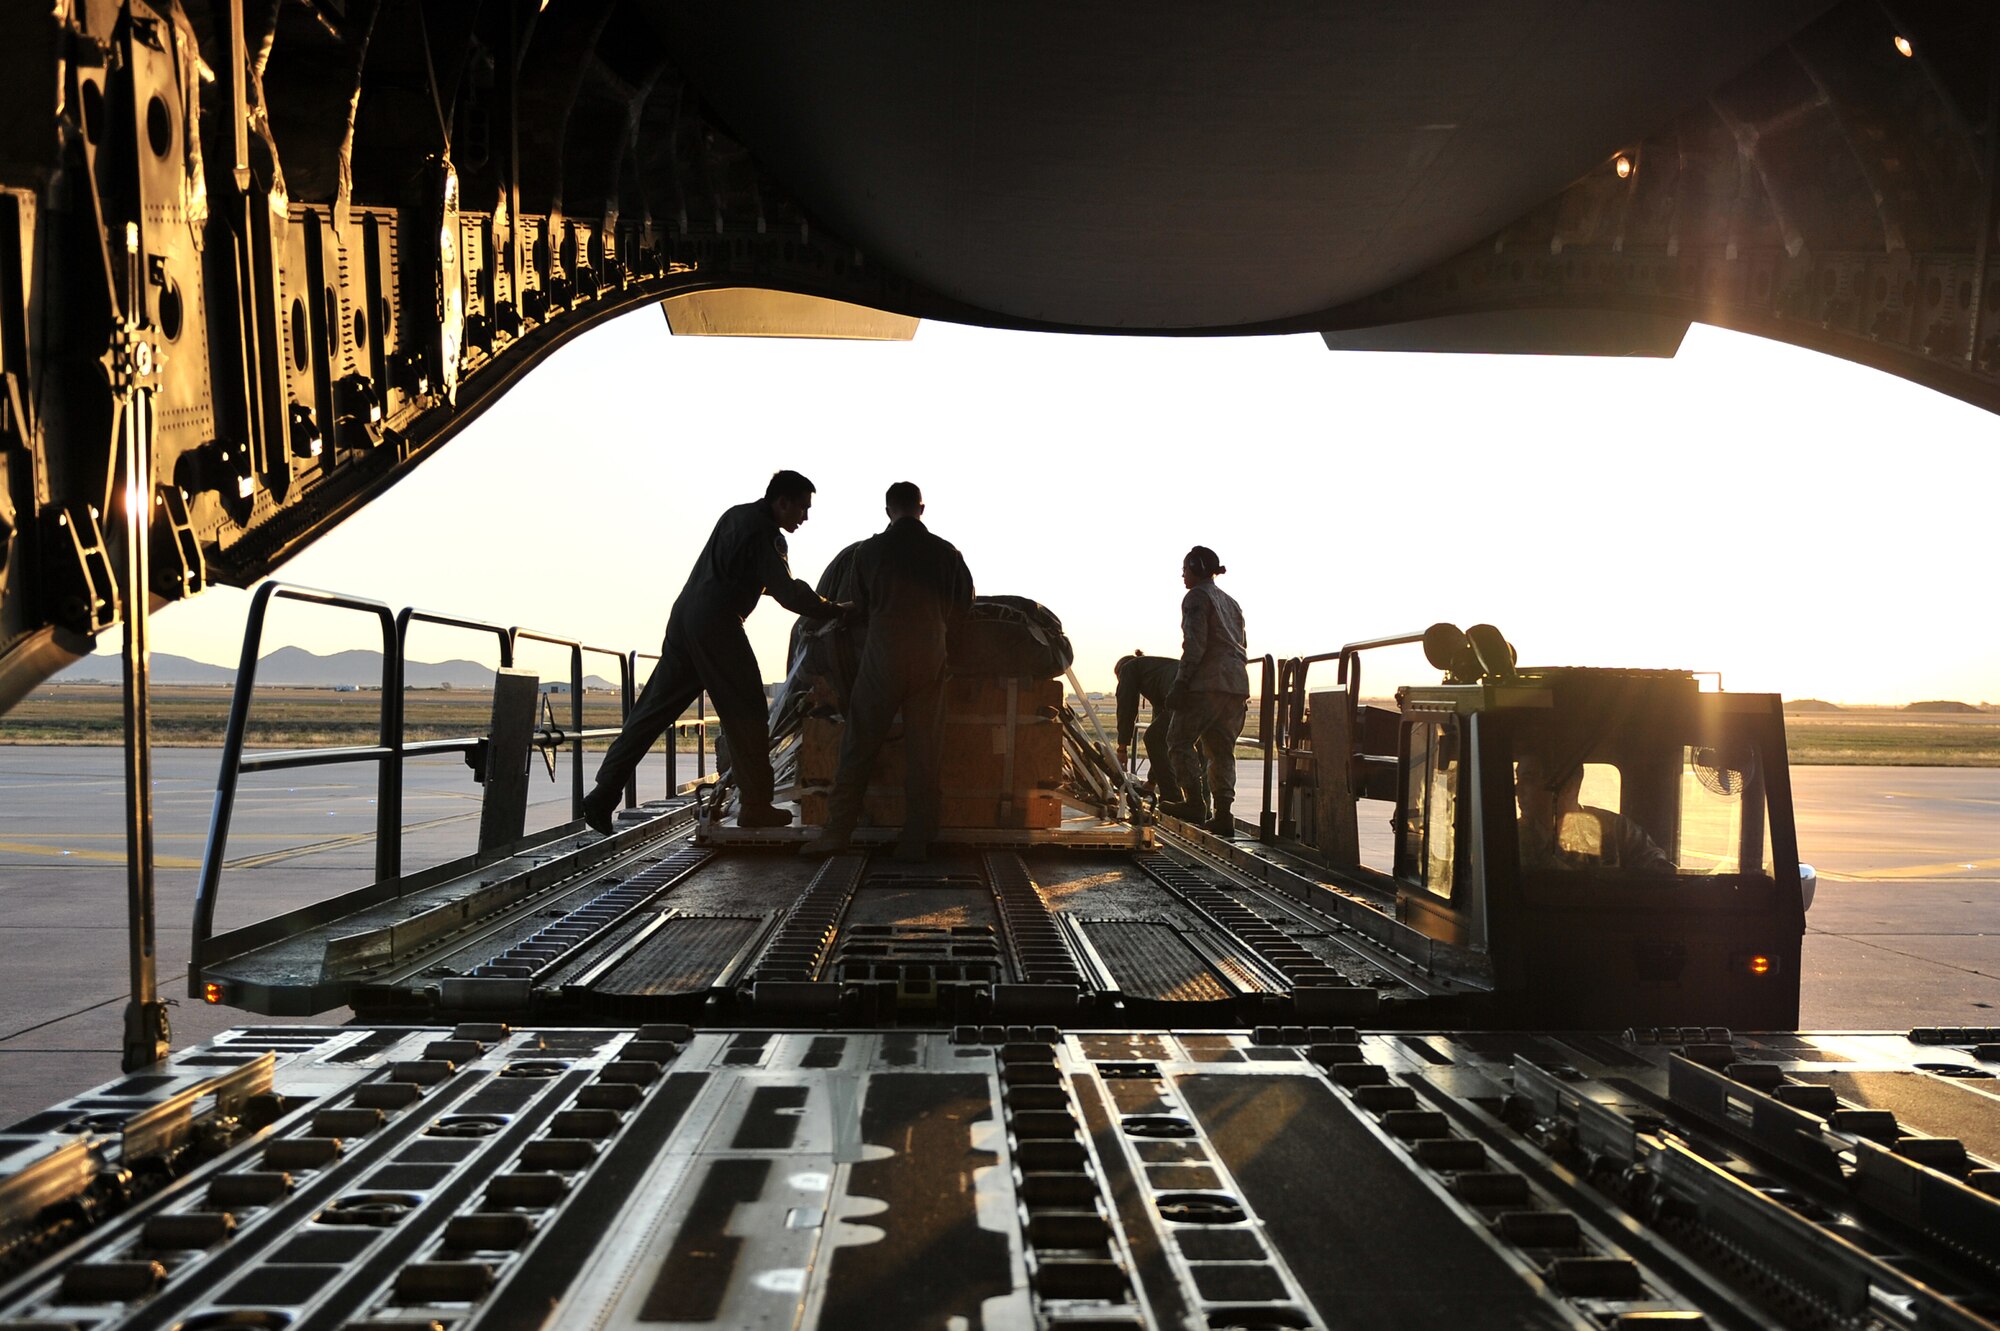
xmin=737 ymin=803 xmax=795 ymax=828
xmin=1207 ymin=812 xmax=1237 ymax=839
xmin=1159 ymin=799 xmax=1207 ymax=823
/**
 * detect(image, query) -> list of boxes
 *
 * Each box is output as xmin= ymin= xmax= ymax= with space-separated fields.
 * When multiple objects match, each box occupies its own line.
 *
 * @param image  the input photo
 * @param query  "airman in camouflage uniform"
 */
xmin=1114 ymin=652 xmax=1185 ymax=804
xmin=1163 ymin=546 xmax=1248 ymax=838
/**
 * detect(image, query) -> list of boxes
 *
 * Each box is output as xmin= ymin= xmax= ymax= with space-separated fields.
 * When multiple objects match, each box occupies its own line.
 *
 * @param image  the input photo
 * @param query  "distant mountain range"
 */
xmin=57 ymin=647 xmax=616 ymax=691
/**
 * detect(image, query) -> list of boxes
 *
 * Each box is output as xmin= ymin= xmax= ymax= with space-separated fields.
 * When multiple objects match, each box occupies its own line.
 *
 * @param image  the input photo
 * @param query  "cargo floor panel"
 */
xmin=587 ymin=914 xmax=770 ymax=997
xmin=1024 ymin=850 xmax=1418 ymax=997
xmin=628 ymin=848 xmax=831 ymax=918
xmin=1083 ymin=919 xmax=1236 ymax=1001
xmin=1179 ymin=1072 xmax=1569 ymax=1330
xmin=5 ymin=1031 xmax=2000 ymax=1329
xmin=842 ymin=877 xmax=1000 ymax=931
xmin=1022 ymin=850 xmax=1195 ymax=916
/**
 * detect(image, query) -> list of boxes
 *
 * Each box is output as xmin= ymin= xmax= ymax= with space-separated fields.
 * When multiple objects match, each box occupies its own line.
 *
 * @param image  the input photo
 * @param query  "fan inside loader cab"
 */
xmin=1690 ymin=744 xmax=1755 ymax=798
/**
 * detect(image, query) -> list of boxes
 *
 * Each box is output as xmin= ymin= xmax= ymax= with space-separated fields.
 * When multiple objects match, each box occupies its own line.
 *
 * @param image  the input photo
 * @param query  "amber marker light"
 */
xmin=1894 ymin=34 xmax=1914 ymax=58
xmin=1747 ymin=954 xmax=1774 ymax=977
xmin=203 ymin=981 xmax=226 ymax=1004
xmin=1614 ymin=154 xmax=1633 ymax=179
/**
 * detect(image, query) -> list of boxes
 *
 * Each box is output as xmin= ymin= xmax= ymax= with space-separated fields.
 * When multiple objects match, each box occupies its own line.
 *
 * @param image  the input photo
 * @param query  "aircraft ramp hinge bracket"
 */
xmin=42 ymin=503 xmax=118 ymax=636
xmin=149 ymin=484 xmax=205 ymax=602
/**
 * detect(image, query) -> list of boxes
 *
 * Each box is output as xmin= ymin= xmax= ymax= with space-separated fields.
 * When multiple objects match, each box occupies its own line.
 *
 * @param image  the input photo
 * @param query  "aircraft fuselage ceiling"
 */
xmin=0 ymin=0 xmax=1993 ymax=709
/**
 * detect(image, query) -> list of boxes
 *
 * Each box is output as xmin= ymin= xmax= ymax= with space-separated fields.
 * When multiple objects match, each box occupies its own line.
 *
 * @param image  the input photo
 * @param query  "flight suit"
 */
xmin=818 ymin=516 xmax=974 ymax=853
xmin=1167 ymin=582 xmax=1249 ymax=825
xmin=1114 ymin=654 xmax=1185 ymax=802
xmin=592 ymin=498 xmax=836 ymax=814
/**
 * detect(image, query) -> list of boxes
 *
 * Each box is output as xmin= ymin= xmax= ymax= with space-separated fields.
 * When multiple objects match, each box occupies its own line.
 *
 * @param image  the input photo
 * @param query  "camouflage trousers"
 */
xmin=1166 ymin=692 xmax=1248 ymax=819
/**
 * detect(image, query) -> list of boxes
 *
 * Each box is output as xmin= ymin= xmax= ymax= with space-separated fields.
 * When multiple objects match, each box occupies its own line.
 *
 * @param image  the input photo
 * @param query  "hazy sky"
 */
xmin=115 ymin=311 xmax=1999 ymax=704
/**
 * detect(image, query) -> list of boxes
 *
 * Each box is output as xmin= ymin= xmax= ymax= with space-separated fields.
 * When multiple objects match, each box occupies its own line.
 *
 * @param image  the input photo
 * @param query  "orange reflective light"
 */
xmin=1893 ymin=34 xmax=1914 ymax=58
xmin=1747 ymin=954 xmax=1773 ymax=977
xmin=202 ymin=981 xmax=226 ymax=1004
xmin=1614 ymin=154 xmax=1634 ymax=179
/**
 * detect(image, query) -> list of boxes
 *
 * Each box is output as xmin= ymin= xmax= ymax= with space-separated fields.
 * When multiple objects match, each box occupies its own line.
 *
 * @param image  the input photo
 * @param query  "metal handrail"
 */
xmin=1334 ymin=630 xmax=1429 ymax=717
xmin=193 ymin=582 xmax=399 ymax=958
xmin=1274 ymin=631 xmax=1429 ymax=751
xmin=1268 ymin=633 xmax=1427 ymax=846
xmin=509 ymin=628 xmax=633 ymax=819
xmin=193 ymin=583 xmax=666 ymax=976
xmin=390 ymin=607 xmax=516 ymax=881
xmin=1277 ymin=652 xmax=1337 ymax=750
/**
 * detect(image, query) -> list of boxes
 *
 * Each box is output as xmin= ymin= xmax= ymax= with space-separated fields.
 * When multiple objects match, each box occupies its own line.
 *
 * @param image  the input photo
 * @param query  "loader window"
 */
xmin=1676 ymin=745 xmax=1774 ymax=876
xmin=1399 ymin=719 xmax=1459 ymax=899
xmin=1510 ymin=730 xmax=1776 ymax=881
xmin=1515 ymin=753 xmax=1673 ymax=875
xmin=1517 ymin=761 xmax=1622 ymax=819
xmin=1577 ymin=763 xmax=1621 ymax=814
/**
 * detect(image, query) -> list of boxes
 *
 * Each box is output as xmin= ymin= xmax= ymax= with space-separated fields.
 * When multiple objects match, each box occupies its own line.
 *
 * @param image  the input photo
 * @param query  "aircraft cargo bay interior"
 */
xmin=2 ymin=3 xmax=1999 ymax=1330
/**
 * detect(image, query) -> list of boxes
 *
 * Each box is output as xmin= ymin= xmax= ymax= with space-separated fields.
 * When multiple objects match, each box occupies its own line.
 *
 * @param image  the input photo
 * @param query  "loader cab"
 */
xmin=1390 ymin=667 xmax=1805 ymax=1028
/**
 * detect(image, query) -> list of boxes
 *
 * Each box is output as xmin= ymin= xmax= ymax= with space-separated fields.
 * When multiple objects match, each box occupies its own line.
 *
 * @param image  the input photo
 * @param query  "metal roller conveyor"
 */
xmin=4 ymin=1029 xmax=1996 ymax=1329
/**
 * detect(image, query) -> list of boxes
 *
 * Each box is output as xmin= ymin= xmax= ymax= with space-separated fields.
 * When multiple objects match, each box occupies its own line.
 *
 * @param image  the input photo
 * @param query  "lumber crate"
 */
xmin=795 ymin=677 xmax=1063 ymax=829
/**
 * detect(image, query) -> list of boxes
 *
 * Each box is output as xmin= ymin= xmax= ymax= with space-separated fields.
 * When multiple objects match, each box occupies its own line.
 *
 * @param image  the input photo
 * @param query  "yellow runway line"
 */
xmin=1818 ymin=856 xmax=2000 ymax=882
xmin=0 ymin=831 xmax=418 ymax=842
xmin=0 ymin=839 xmax=202 ymax=869
xmin=0 ymin=809 xmax=481 ymax=872
xmin=222 ymin=810 xmax=479 ymax=871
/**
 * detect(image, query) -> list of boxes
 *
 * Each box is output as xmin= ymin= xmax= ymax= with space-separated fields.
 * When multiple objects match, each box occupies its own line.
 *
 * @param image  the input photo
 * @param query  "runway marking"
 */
xmin=0 ymin=807 xmax=487 ymax=872
xmin=0 ymin=840 xmax=201 ymax=868
xmin=222 ymin=809 xmax=481 ymax=870
xmin=1817 ymin=856 xmax=2000 ymax=882
xmin=1809 ymin=931 xmax=2000 ymax=982
xmin=0 ymin=830 xmax=479 ymax=841
xmin=0 ymin=994 xmax=122 ymax=1045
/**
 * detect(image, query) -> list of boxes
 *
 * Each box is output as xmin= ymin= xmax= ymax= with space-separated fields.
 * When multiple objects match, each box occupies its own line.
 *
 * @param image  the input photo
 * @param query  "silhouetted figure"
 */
xmin=803 ymin=482 xmax=974 ymax=861
xmin=1114 ymin=651 xmax=1185 ymax=803
xmin=1162 ymin=546 xmax=1248 ymax=837
xmin=582 ymin=471 xmax=839 ymax=834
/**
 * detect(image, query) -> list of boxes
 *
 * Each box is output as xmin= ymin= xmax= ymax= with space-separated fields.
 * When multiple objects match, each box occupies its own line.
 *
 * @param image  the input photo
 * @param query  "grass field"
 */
xmin=1778 ymin=712 xmax=2000 ymax=766
xmin=8 ymin=685 xmax=1997 ymax=765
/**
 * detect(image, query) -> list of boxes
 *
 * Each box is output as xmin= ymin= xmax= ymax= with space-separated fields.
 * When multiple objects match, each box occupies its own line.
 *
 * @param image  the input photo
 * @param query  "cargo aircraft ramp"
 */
xmin=6 ymin=598 xmax=2000 ymax=1328
xmin=191 ymin=801 xmax=1430 ymax=1031
xmin=9 ymin=4 xmax=2000 ymax=1321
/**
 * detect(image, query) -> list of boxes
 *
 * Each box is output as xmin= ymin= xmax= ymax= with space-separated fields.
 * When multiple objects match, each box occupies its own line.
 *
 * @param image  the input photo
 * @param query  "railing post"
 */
xmin=697 ymin=693 xmax=707 ymax=777
xmin=1277 ymin=657 xmax=1299 ymax=840
xmin=569 ymin=643 xmax=586 ymax=818
xmin=377 ymin=608 xmax=405 ymax=886
xmin=620 ymin=652 xmax=639 ymax=808
xmin=1259 ymin=655 xmax=1277 ymax=843
xmin=193 ymin=582 xmax=280 ymax=980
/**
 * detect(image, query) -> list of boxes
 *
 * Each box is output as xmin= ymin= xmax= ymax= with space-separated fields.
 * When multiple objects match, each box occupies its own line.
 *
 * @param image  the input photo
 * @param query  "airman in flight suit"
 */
xmin=583 ymin=470 xmax=840 ymax=835
xmin=803 ymin=482 xmax=974 ymax=861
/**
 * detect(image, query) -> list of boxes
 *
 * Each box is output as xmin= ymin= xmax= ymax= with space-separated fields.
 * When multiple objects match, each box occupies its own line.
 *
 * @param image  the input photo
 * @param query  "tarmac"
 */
xmin=1 ymin=746 xmax=1995 ymax=1124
